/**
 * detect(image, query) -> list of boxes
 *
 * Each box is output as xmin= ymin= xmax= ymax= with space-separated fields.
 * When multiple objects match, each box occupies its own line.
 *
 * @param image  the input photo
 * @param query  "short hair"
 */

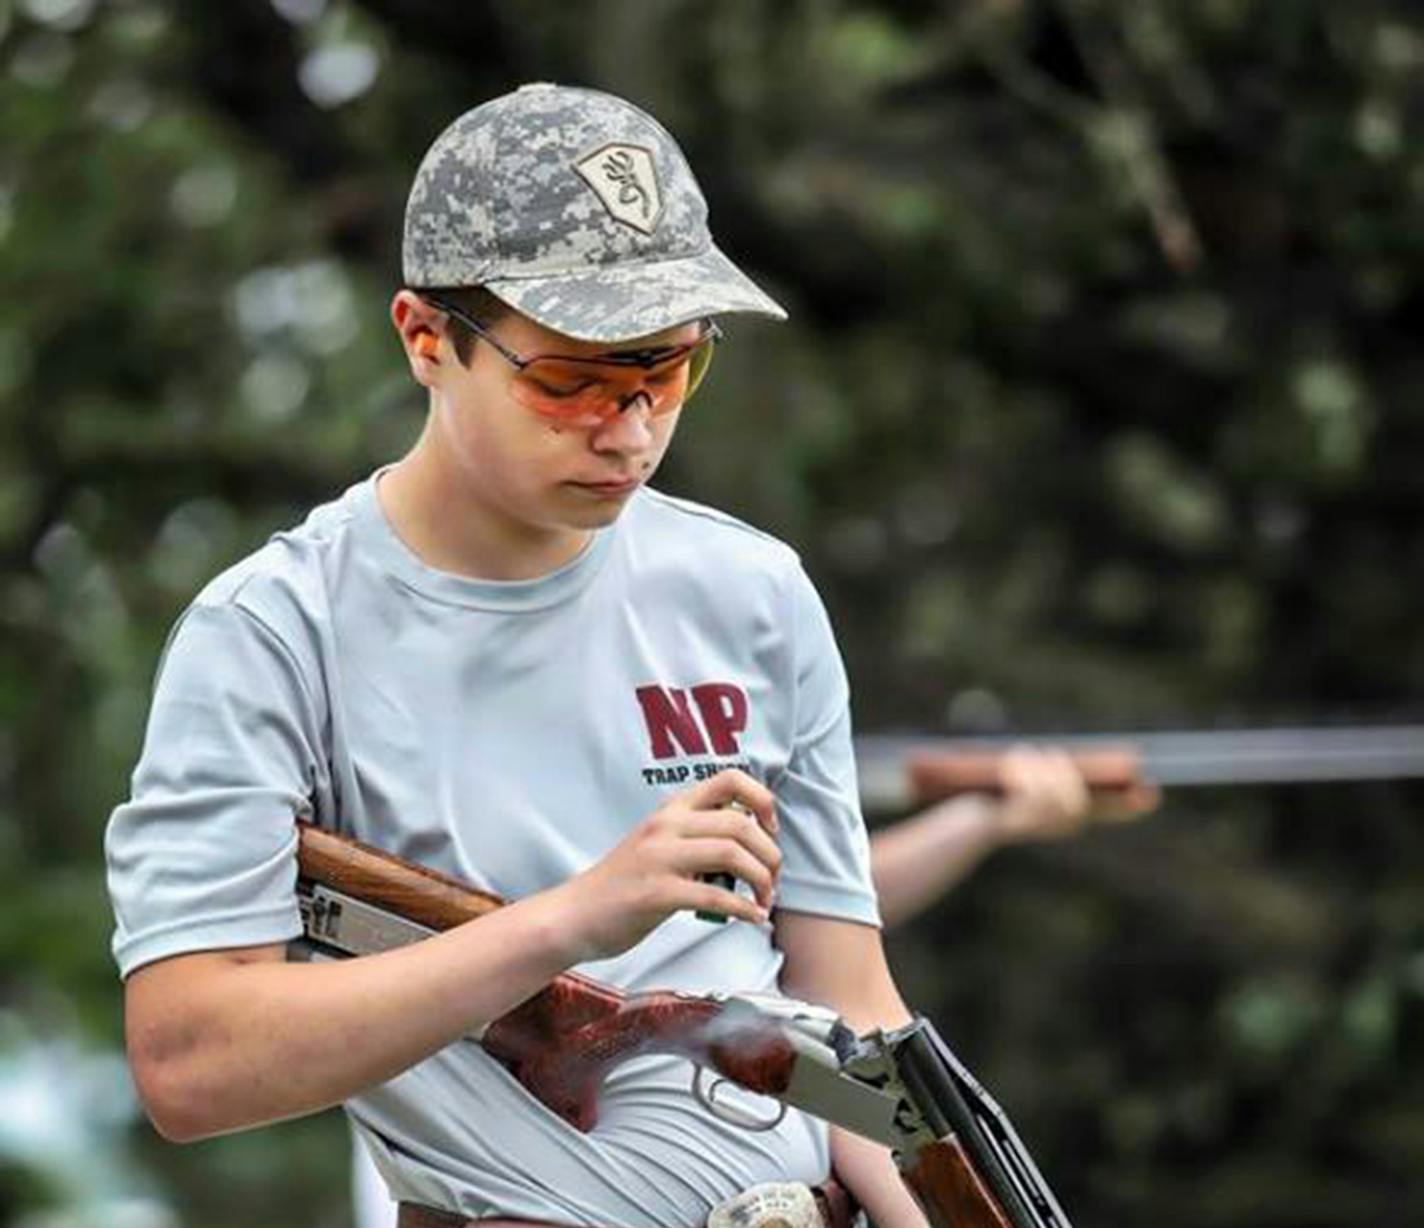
xmin=412 ymin=285 xmax=511 ymax=366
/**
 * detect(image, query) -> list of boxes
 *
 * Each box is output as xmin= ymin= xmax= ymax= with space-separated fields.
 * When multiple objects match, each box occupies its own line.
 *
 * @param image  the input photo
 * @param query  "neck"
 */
xmin=377 ymin=436 xmax=592 ymax=583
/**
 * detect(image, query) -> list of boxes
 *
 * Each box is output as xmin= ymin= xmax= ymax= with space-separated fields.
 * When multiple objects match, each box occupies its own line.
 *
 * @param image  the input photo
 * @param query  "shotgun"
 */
xmin=853 ymin=723 xmax=1424 ymax=811
xmin=291 ymin=822 xmax=1071 ymax=1228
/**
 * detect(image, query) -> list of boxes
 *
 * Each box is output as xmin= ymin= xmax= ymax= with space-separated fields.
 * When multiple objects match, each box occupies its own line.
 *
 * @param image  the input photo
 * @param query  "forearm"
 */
xmin=870 ymin=797 xmax=1002 ymax=929
xmin=129 ymin=768 xmax=784 ymax=1144
xmin=826 ymin=997 xmax=928 ymax=1228
xmin=127 ymin=885 xmax=581 ymax=1141
xmin=831 ymin=1126 xmax=928 ymax=1228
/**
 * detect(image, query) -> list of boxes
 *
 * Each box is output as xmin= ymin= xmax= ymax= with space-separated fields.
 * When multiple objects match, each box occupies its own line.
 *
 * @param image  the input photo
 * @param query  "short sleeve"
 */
xmin=770 ymin=565 xmax=881 ymax=927
xmin=105 ymin=600 xmax=325 ymax=977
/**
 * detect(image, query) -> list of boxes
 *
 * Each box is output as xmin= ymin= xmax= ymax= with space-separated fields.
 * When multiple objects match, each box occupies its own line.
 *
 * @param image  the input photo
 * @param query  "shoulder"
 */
xmin=614 ymin=490 xmax=825 ymax=653
xmin=627 ymin=487 xmax=802 ymax=578
xmin=194 ymin=486 xmax=357 ymax=609
xmin=180 ymin=484 xmax=361 ymax=670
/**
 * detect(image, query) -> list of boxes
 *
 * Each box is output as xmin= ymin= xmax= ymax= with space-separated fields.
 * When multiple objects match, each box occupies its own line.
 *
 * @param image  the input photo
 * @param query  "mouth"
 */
xmin=567 ymin=478 xmax=642 ymax=497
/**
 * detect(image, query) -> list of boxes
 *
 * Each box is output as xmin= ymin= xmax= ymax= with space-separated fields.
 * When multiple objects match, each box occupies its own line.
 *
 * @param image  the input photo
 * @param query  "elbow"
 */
xmin=123 ymin=949 xmax=282 ymax=1142
xmin=146 ymin=1107 xmax=208 ymax=1145
xmin=129 ymin=1049 xmax=215 ymax=1143
xmin=126 ymin=1020 xmax=243 ymax=1143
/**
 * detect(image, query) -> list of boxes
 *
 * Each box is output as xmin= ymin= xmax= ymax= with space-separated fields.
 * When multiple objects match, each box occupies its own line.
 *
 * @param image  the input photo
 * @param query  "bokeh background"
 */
xmin=2 ymin=0 xmax=1422 ymax=1225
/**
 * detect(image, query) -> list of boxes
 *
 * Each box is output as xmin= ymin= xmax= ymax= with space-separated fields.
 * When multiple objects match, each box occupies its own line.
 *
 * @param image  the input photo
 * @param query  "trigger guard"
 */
xmin=692 ymin=1066 xmax=788 ymax=1133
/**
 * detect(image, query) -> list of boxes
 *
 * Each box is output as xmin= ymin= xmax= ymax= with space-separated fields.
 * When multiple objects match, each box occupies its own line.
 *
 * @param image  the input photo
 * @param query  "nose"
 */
xmin=590 ymin=390 xmax=655 ymax=453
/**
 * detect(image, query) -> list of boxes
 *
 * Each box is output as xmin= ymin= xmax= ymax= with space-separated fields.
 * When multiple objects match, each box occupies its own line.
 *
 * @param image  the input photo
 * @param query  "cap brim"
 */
xmin=481 ymin=244 xmax=787 ymax=343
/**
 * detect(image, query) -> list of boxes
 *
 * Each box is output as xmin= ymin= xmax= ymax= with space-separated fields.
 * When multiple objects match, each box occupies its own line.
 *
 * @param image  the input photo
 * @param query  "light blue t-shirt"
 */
xmin=105 ymin=472 xmax=879 ymax=1225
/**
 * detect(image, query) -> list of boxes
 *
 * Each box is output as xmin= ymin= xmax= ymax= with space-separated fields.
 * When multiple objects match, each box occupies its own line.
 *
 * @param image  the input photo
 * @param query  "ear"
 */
xmin=391 ymin=289 xmax=443 ymax=384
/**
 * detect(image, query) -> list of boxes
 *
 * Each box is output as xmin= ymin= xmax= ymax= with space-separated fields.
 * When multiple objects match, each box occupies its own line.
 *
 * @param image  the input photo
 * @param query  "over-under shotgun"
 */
xmin=854 ymin=723 xmax=1424 ymax=811
xmin=292 ymin=822 xmax=1071 ymax=1228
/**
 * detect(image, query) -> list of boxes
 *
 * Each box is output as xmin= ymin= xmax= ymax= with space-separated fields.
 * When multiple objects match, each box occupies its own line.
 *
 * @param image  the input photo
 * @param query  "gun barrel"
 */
xmin=855 ymin=725 xmax=1424 ymax=811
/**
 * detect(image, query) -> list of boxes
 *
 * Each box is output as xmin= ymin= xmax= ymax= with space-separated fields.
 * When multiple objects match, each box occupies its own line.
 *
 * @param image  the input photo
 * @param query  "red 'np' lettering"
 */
xmin=691 ymin=683 xmax=749 ymax=756
xmin=635 ymin=686 xmax=709 ymax=759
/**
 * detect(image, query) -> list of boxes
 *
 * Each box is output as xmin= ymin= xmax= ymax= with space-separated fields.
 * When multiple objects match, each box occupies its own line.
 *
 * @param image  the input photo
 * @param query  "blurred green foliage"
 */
xmin=1 ymin=0 xmax=1422 ymax=1225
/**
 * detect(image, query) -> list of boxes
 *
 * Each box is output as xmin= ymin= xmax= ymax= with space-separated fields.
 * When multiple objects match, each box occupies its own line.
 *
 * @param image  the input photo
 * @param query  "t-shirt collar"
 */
xmin=352 ymin=467 xmax=617 ymax=612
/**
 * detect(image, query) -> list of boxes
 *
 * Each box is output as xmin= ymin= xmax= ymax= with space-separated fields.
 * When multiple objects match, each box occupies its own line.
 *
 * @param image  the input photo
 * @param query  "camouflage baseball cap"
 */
xmin=402 ymin=83 xmax=787 ymax=343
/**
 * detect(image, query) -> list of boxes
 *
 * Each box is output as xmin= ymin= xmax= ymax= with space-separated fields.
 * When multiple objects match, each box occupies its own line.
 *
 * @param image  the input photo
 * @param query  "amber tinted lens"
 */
xmin=682 ymin=333 xmax=716 ymax=402
xmin=639 ymin=350 xmax=694 ymax=410
xmin=512 ymin=333 xmax=716 ymax=426
xmin=511 ymin=359 xmax=628 ymax=424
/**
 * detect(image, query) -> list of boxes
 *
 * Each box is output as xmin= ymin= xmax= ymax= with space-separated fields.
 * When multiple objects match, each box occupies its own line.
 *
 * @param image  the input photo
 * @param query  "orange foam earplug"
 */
xmin=416 ymin=333 xmax=438 ymax=358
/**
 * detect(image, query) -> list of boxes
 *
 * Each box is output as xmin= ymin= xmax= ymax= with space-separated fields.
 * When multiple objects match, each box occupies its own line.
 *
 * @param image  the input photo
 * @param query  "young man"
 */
xmin=107 ymin=84 xmax=1147 ymax=1228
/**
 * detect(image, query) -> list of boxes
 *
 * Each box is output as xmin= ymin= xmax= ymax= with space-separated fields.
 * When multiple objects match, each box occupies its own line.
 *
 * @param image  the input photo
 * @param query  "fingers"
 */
xmin=1093 ymin=781 xmax=1162 ymax=823
xmin=1003 ymin=746 xmax=1089 ymax=814
xmin=660 ymin=771 xmax=781 ymax=922
xmin=684 ymin=769 xmax=778 ymax=837
xmin=996 ymin=745 xmax=1094 ymax=842
xmin=996 ymin=745 xmax=1161 ymax=842
xmin=678 ymin=806 xmax=782 ymax=879
xmin=687 ymin=876 xmax=770 ymax=926
xmin=675 ymin=837 xmax=777 ymax=910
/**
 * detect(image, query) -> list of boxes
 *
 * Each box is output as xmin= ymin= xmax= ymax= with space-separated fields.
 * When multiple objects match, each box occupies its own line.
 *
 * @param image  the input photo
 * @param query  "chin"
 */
xmin=563 ymin=502 xmax=629 ymax=530
xmin=549 ymin=482 xmax=643 ymax=529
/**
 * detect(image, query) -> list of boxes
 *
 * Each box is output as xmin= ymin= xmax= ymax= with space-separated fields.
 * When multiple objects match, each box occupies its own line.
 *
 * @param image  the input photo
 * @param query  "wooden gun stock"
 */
xmin=293 ymin=823 xmax=794 ymax=1130
xmin=903 ymin=1138 xmax=1016 ymax=1228
xmin=296 ymin=822 xmax=504 ymax=928
xmin=905 ymin=747 xmax=1145 ymax=805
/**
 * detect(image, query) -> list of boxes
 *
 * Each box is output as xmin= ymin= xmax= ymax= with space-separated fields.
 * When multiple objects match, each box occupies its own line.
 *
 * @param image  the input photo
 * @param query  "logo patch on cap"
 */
xmin=574 ymin=143 xmax=664 ymax=235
